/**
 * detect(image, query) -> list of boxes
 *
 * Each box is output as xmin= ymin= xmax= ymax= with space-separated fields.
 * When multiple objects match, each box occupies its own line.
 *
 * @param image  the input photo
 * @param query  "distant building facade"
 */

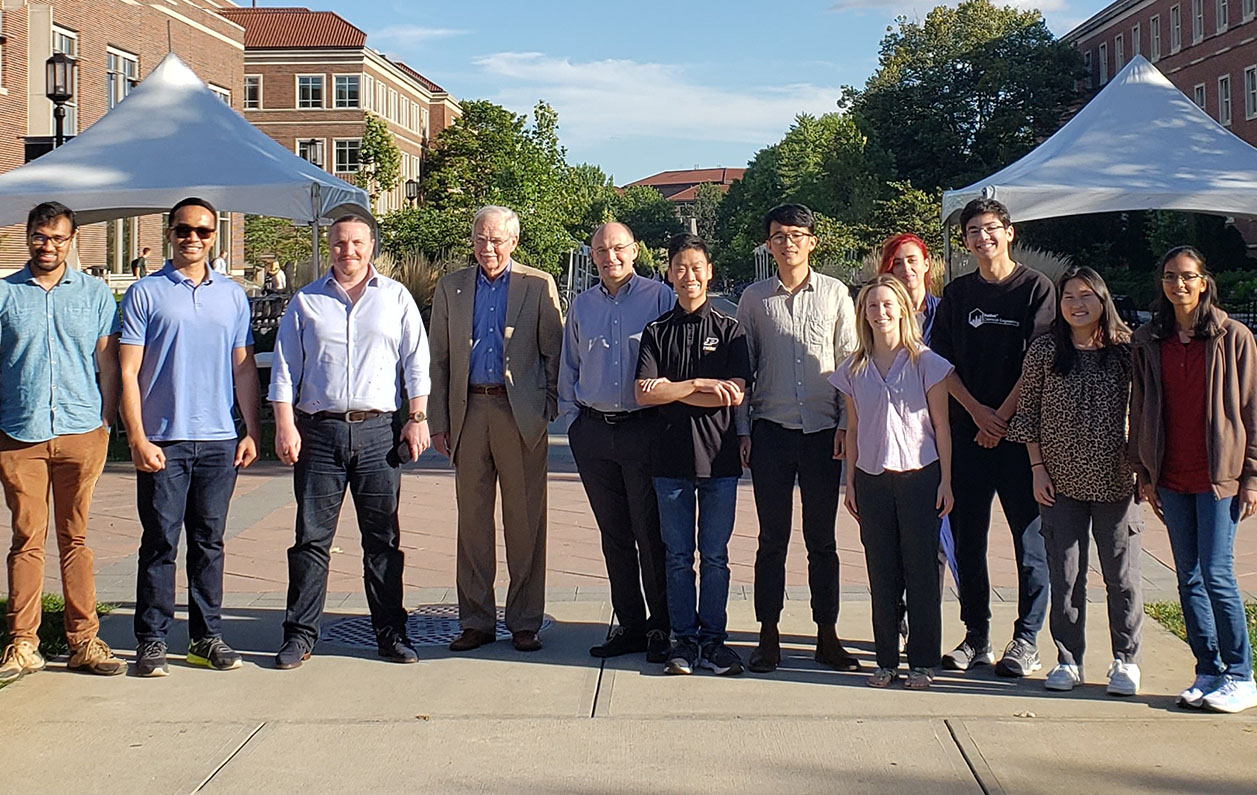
xmin=0 ymin=0 xmax=245 ymax=272
xmin=218 ymin=7 xmax=461 ymax=215
xmin=626 ymin=167 xmax=746 ymax=212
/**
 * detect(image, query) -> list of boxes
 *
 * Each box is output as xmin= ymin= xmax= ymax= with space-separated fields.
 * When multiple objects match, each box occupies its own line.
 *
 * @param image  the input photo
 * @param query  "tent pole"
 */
xmin=309 ymin=183 xmax=321 ymax=286
xmin=943 ymin=216 xmax=952 ymax=284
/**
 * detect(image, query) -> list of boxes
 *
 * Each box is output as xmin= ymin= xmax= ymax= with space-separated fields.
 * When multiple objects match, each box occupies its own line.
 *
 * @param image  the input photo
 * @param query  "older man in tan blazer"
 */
xmin=430 ymin=205 xmax=563 ymax=652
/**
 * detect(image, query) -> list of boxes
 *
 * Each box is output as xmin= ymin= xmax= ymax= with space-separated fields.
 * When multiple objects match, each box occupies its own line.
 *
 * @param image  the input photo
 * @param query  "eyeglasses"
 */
xmin=172 ymin=225 xmax=216 ymax=239
xmin=474 ymin=235 xmax=514 ymax=248
xmin=28 ymin=233 xmax=72 ymax=247
xmin=964 ymin=223 xmax=1007 ymax=239
xmin=1162 ymin=273 xmax=1204 ymax=284
xmin=593 ymin=242 xmax=636 ymax=257
xmin=768 ymin=231 xmax=814 ymax=246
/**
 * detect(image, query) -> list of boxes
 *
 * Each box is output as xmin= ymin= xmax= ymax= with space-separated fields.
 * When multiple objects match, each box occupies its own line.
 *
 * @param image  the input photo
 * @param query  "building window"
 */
xmin=51 ymin=26 xmax=78 ymax=134
xmin=1132 ymin=23 xmax=1142 ymax=56
xmin=376 ymin=83 xmax=385 ymax=114
xmin=1194 ymin=83 xmax=1207 ymax=108
xmin=412 ymin=155 xmax=421 ymax=180
xmin=1192 ymin=0 xmax=1204 ymax=42
xmin=334 ymin=75 xmax=359 ymax=108
xmin=106 ymin=48 xmax=138 ymax=110
xmin=1218 ymin=0 xmax=1230 ymax=31
xmin=1151 ymin=15 xmax=1162 ymax=60
xmin=363 ymin=75 xmax=374 ymax=111
xmin=244 ymin=75 xmax=260 ymax=110
xmin=1245 ymin=0 xmax=1255 ymax=21
xmin=401 ymin=97 xmax=410 ymax=129
xmin=1246 ymin=66 xmax=1257 ymax=118
xmin=1099 ymin=42 xmax=1109 ymax=83
xmin=334 ymin=139 xmax=361 ymax=173
xmin=209 ymin=84 xmax=230 ymax=105
xmin=1116 ymin=34 xmax=1125 ymax=69
xmin=1220 ymin=74 xmax=1233 ymax=125
xmin=421 ymin=107 xmax=430 ymax=141
xmin=388 ymin=89 xmax=397 ymax=122
xmin=297 ymin=75 xmax=324 ymax=109
xmin=1171 ymin=5 xmax=1182 ymax=52
xmin=297 ymin=138 xmax=325 ymax=169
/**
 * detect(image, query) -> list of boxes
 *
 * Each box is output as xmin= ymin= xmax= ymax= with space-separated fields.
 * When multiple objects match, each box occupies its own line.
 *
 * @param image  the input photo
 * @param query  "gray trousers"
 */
xmin=1040 ymin=494 xmax=1143 ymax=666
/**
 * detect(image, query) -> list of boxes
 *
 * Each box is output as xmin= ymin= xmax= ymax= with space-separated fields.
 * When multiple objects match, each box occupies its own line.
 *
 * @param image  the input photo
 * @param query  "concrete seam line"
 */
xmin=191 ymin=721 xmax=268 ymax=793
xmin=944 ymin=718 xmax=1006 ymax=795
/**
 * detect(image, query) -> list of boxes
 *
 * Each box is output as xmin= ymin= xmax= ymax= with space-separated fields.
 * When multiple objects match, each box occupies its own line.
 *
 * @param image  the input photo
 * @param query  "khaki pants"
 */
xmin=1 ymin=427 xmax=109 ymax=647
xmin=453 ymin=393 xmax=548 ymax=634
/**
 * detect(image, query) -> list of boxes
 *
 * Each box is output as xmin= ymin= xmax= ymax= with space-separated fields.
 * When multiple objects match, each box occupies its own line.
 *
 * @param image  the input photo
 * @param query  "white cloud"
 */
xmin=471 ymin=52 xmax=844 ymax=148
xmin=370 ymin=25 xmax=468 ymax=44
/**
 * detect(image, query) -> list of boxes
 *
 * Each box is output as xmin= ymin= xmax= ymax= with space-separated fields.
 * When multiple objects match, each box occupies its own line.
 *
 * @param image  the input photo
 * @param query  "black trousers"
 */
xmin=568 ymin=412 xmax=668 ymax=634
xmin=749 ymin=420 xmax=841 ymax=625
xmin=854 ymin=463 xmax=943 ymax=670
xmin=949 ymin=433 xmax=1049 ymax=644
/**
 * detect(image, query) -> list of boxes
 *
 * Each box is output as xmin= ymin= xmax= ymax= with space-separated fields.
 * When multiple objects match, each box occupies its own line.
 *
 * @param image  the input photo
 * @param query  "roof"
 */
xmin=627 ymin=167 xmax=746 ymax=188
xmin=217 ymin=7 xmax=366 ymax=49
xmin=669 ymin=184 xmax=735 ymax=201
xmin=392 ymin=61 xmax=445 ymax=94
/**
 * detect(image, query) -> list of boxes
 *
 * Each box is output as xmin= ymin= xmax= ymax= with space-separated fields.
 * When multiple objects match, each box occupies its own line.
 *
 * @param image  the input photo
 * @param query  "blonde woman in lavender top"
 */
xmin=830 ymin=275 xmax=954 ymax=689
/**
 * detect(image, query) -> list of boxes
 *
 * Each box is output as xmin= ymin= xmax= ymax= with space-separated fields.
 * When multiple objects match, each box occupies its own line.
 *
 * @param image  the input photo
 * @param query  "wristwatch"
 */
xmin=409 ymin=410 xmax=428 ymax=423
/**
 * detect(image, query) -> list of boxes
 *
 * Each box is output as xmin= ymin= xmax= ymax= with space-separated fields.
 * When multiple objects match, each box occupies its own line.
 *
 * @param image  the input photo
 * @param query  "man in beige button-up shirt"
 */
xmin=735 ymin=203 xmax=859 ymax=674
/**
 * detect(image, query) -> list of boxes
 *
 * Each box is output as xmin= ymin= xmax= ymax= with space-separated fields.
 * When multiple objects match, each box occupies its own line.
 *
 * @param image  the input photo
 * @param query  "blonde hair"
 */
xmin=848 ymin=274 xmax=923 ymax=375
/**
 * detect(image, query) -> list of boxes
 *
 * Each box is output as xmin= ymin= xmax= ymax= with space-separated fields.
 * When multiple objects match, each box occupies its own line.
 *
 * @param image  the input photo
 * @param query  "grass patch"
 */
xmin=1145 ymin=600 xmax=1257 ymax=647
xmin=0 ymin=594 xmax=115 ymax=658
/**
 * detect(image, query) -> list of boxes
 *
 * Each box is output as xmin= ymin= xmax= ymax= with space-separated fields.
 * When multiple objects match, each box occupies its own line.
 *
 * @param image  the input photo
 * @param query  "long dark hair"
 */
xmin=1051 ymin=266 xmax=1131 ymax=376
xmin=1152 ymin=245 xmax=1221 ymax=339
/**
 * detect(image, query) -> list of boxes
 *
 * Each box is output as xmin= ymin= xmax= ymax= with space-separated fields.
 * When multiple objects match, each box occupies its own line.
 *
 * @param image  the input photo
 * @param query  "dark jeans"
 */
xmin=568 ymin=412 xmax=668 ymax=634
xmin=854 ymin=463 xmax=943 ymax=670
xmin=749 ymin=420 xmax=841 ymax=625
xmin=1158 ymin=489 xmax=1253 ymax=679
xmin=654 ymin=476 xmax=739 ymax=645
xmin=949 ymin=434 xmax=1048 ymax=644
xmin=1040 ymin=494 xmax=1143 ymax=666
xmin=134 ymin=439 xmax=238 ymax=643
xmin=283 ymin=413 xmax=406 ymax=647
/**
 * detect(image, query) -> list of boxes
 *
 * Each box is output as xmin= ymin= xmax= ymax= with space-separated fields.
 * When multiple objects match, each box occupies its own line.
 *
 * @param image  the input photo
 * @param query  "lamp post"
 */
xmin=404 ymin=178 xmax=420 ymax=205
xmin=303 ymin=138 xmax=322 ymax=169
xmin=45 ymin=52 xmax=76 ymax=149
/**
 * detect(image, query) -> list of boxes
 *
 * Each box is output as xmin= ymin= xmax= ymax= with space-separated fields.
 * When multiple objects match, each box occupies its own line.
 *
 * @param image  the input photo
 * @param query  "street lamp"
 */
xmin=404 ymin=178 xmax=420 ymax=205
xmin=45 ymin=52 xmax=76 ymax=148
xmin=302 ymin=138 xmax=322 ymax=169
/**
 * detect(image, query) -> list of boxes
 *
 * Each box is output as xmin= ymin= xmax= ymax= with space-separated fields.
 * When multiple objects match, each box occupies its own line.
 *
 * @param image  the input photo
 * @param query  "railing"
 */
xmin=249 ymin=294 xmax=290 ymax=334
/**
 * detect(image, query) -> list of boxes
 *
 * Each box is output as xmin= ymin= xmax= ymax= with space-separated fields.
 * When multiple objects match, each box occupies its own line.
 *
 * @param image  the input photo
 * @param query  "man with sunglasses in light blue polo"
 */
xmin=120 ymin=197 xmax=261 ymax=678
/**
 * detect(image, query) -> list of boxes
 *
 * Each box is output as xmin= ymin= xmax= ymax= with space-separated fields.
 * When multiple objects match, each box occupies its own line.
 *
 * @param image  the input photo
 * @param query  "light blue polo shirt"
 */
xmin=0 ymin=265 xmax=121 ymax=443
xmin=120 ymin=262 xmax=252 ymax=441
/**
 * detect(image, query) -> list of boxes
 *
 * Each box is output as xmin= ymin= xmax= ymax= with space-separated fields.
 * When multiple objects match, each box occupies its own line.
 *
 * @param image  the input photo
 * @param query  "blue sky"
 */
xmin=272 ymin=0 xmax=1110 ymax=184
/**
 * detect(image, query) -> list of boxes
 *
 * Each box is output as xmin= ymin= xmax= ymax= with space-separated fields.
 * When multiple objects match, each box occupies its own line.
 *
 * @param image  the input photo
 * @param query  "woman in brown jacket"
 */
xmin=1130 ymin=246 xmax=1257 ymax=714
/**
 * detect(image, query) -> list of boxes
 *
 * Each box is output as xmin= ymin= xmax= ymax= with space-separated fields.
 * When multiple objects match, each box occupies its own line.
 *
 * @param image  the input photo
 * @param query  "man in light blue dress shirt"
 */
xmin=559 ymin=222 xmax=674 ymax=662
xmin=269 ymin=215 xmax=431 ymax=669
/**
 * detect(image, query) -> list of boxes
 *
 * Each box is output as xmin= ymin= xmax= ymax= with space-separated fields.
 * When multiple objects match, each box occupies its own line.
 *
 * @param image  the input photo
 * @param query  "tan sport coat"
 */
xmin=428 ymin=261 xmax=563 ymax=455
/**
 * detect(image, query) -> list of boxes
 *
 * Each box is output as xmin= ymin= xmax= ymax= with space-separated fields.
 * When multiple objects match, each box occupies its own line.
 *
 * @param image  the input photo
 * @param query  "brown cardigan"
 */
xmin=1129 ymin=306 xmax=1257 ymax=499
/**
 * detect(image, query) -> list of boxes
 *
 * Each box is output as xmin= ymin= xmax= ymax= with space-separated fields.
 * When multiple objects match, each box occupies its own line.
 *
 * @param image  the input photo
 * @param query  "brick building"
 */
xmin=626 ymin=167 xmax=746 ymax=207
xmin=0 ymin=0 xmax=246 ymax=272
xmin=217 ymin=7 xmax=461 ymax=216
xmin=1065 ymin=0 xmax=1257 ymax=143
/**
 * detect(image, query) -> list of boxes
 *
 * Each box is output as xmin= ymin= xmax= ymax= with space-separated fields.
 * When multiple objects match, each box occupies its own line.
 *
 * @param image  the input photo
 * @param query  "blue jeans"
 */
xmin=1158 ymin=489 xmax=1253 ymax=679
xmin=283 ymin=413 xmax=406 ymax=647
xmin=654 ymin=476 xmax=738 ymax=646
xmin=134 ymin=439 xmax=238 ymax=643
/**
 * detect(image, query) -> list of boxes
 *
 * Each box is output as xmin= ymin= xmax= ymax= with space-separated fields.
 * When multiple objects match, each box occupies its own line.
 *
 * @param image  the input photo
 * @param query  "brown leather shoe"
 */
xmin=449 ymin=628 xmax=495 ymax=652
xmin=815 ymin=623 xmax=861 ymax=671
xmin=511 ymin=630 xmax=542 ymax=652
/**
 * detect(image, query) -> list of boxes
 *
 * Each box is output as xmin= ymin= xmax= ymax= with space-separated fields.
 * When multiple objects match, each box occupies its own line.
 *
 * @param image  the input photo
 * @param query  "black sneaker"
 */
xmin=377 ymin=630 xmax=419 ymax=664
xmin=645 ymin=629 xmax=671 ymax=664
xmin=700 ymin=642 xmax=744 ymax=676
xmin=995 ymin=638 xmax=1041 ymax=678
xmin=664 ymin=640 xmax=699 ymax=675
xmin=135 ymin=639 xmax=169 ymax=677
xmin=589 ymin=626 xmax=647 ymax=658
xmin=941 ymin=636 xmax=993 ymax=671
xmin=187 ymin=637 xmax=243 ymax=671
xmin=275 ymin=637 xmax=312 ymax=670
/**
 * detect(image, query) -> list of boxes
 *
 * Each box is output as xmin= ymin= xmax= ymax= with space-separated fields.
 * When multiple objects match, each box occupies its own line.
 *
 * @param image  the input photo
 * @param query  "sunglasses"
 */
xmin=172 ymin=224 xmax=216 ymax=239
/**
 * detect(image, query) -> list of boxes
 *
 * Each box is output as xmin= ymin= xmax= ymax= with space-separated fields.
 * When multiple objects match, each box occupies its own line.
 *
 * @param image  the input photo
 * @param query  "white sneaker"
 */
xmin=1201 ymin=675 xmax=1257 ymax=714
xmin=1178 ymin=673 xmax=1225 ymax=708
xmin=1106 ymin=659 xmax=1140 ymax=696
xmin=1044 ymin=663 xmax=1082 ymax=691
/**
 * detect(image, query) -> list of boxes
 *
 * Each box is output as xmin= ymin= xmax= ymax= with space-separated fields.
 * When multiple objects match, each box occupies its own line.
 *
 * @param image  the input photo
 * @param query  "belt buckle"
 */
xmin=345 ymin=410 xmax=370 ymax=423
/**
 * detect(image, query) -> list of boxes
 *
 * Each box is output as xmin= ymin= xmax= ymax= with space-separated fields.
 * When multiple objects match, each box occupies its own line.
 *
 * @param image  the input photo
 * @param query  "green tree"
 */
xmin=356 ymin=113 xmax=402 ymax=212
xmin=690 ymin=182 xmax=725 ymax=241
xmin=563 ymin=163 xmax=619 ymax=243
xmin=845 ymin=0 xmax=1083 ymax=192
xmin=857 ymin=180 xmax=944 ymax=253
xmin=612 ymin=185 xmax=682 ymax=251
xmin=244 ymin=215 xmax=328 ymax=270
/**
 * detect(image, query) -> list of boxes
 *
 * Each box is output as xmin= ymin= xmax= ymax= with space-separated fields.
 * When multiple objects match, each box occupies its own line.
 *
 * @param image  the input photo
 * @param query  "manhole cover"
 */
xmin=320 ymin=604 xmax=555 ymax=648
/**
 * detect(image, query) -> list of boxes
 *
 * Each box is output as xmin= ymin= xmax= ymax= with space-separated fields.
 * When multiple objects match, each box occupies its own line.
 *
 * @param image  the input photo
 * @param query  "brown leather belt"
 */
xmin=469 ymin=384 xmax=507 ymax=396
xmin=300 ymin=410 xmax=386 ymax=423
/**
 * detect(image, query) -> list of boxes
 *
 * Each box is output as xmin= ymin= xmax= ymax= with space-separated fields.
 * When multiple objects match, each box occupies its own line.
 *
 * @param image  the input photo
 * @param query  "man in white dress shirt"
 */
xmin=268 ymin=215 xmax=431 ymax=669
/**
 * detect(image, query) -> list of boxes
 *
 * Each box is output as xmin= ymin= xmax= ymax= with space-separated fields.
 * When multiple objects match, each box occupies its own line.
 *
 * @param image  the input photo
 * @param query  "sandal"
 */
xmin=905 ymin=667 xmax=934 ymax=690
xmin=866 ymin=667 xmax=899 ymax=688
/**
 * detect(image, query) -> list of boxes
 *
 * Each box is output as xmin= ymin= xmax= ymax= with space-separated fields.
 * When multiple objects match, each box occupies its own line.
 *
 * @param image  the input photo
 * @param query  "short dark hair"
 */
xmin=168 ymin=196 xmax=218 ymax=220
xmin=329 ymin=214 xmax=374 ymax=238
xmin=668 ymin=233 xmax=709 ymax=264
xmin=959 ymin=198 xmax=1011 ymax=231
xmin=763 ymin=203 xmax=815 ymax=238
xmin=27 ymin=201 xmax=76 ymax=235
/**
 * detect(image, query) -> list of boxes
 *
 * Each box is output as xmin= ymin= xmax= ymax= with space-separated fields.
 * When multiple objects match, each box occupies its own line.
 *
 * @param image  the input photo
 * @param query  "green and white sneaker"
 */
xmin=187 ymin=637 xmax=243 ymax=671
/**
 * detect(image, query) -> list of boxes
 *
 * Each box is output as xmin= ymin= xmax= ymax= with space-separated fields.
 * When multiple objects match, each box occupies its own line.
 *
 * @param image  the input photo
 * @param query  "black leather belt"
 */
xmin=469 ymin=384 xmax=507 ymax=396
xmin=579 ymin=405 xmax=651 ymax=425
xmin=300 ymin=410 xmax=386 ymax=423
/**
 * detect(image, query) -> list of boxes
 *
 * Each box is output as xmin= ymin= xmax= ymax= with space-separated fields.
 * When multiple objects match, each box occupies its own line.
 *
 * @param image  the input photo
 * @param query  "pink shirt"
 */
xmin=829 ymin=347 xmax=953 ymax=475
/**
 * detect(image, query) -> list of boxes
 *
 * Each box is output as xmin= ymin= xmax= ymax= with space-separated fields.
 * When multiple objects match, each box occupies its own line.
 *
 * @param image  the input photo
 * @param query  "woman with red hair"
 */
xmin=879 ymin=234 xmax=940 ymax=344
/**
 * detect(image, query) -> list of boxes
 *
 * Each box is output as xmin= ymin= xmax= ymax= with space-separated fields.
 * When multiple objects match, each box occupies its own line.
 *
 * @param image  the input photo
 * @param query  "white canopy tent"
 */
xmin=942 ymin=55 xmax=1257 ymax=247
xmin=0 ymin=52 xmax=369 ymax=275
